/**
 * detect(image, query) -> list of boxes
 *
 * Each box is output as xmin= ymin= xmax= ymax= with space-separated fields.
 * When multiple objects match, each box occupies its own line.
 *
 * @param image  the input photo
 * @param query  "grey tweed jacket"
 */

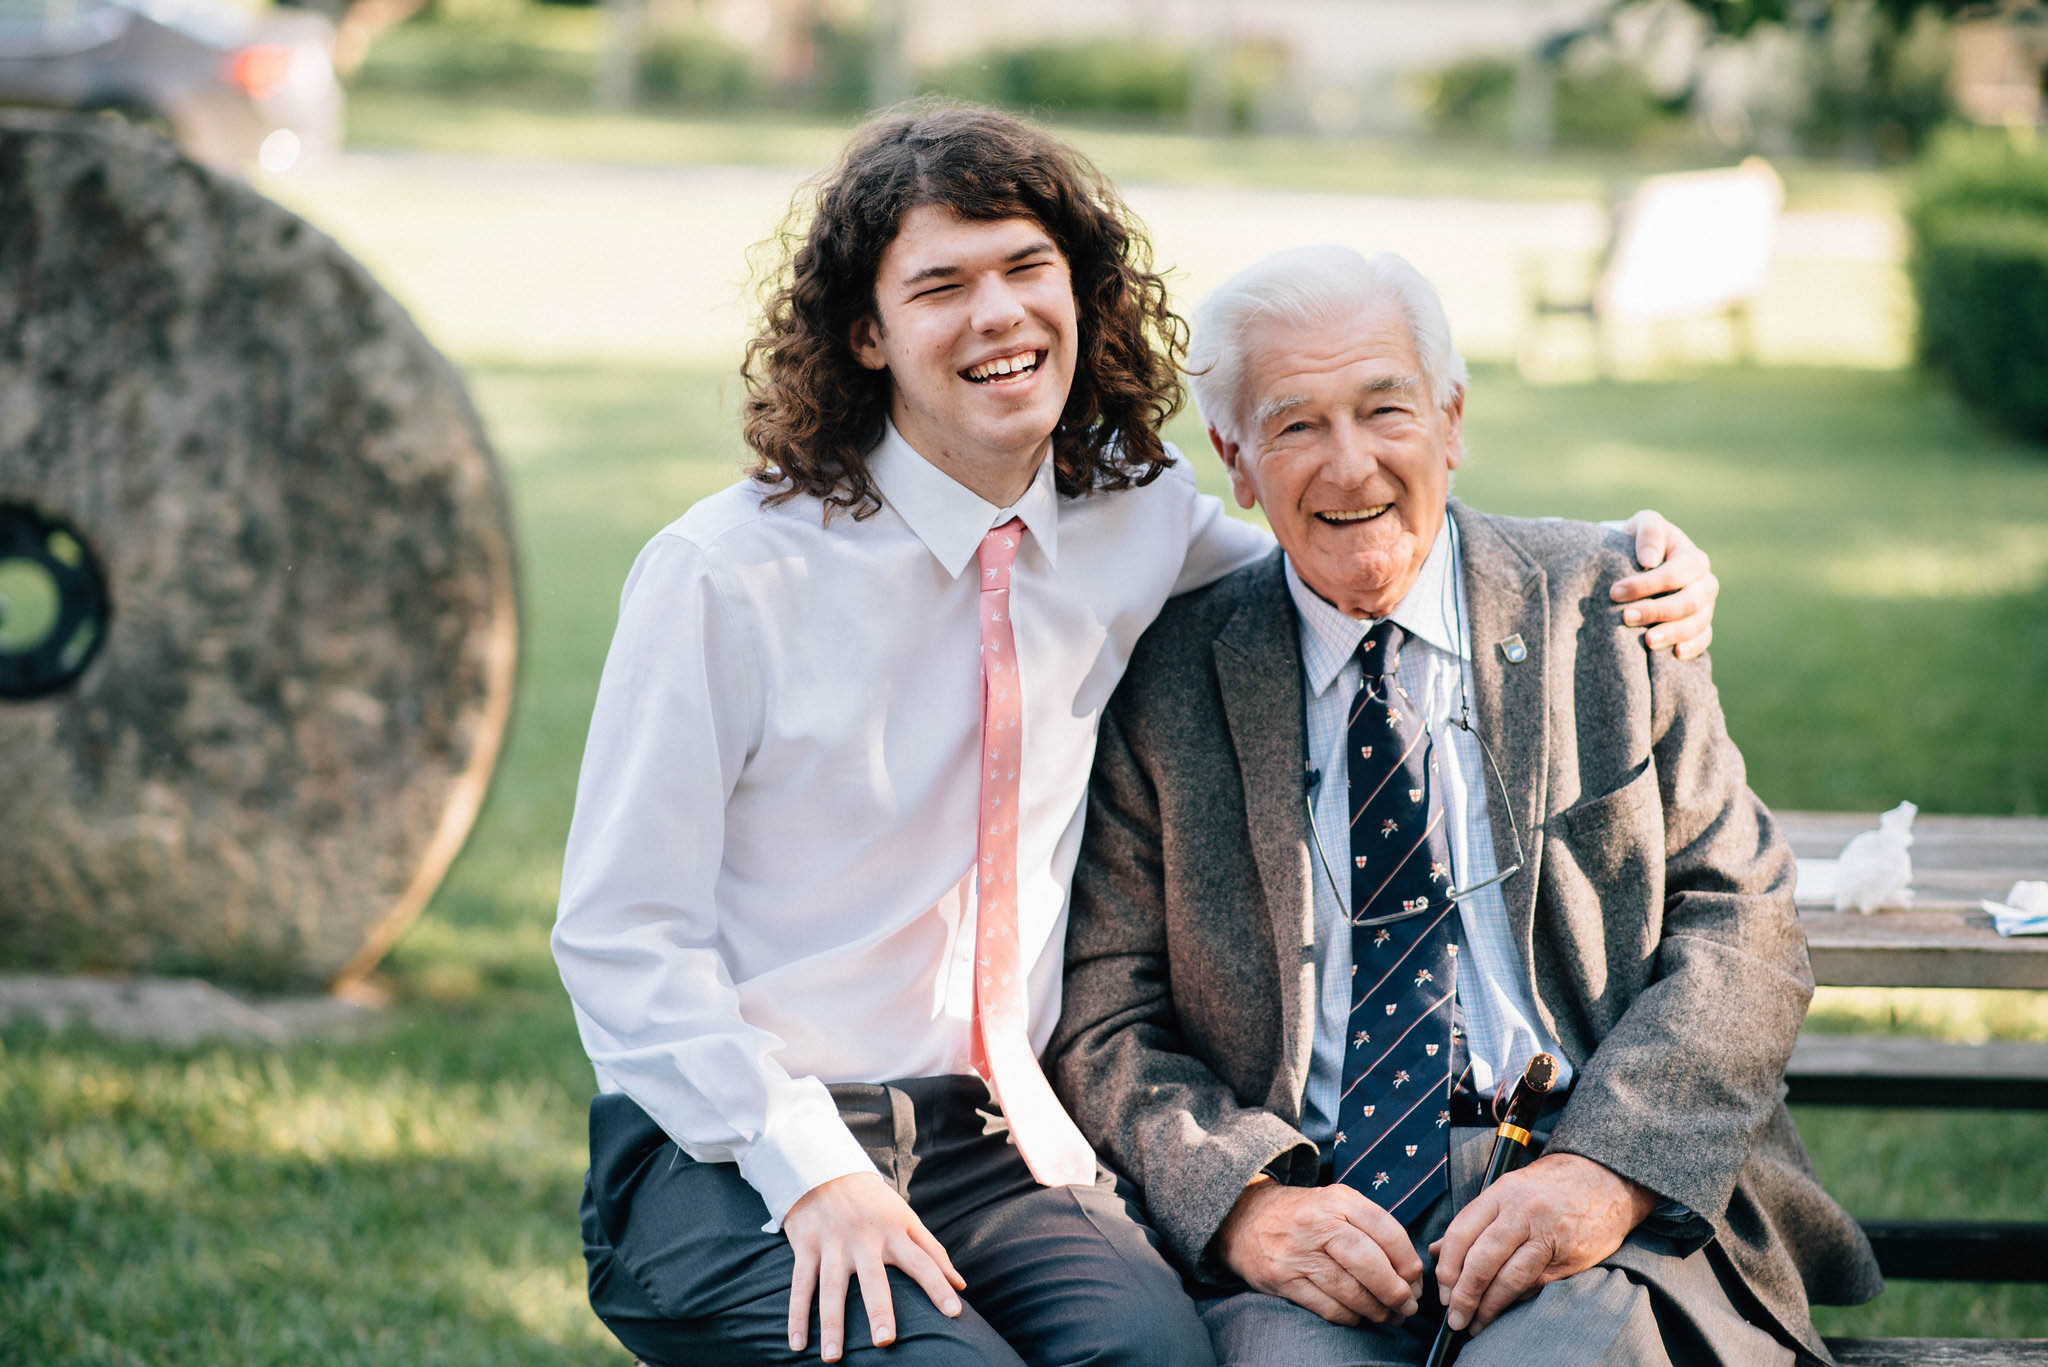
xmin=1047 ymin=503 xmax=1882 ymax=1362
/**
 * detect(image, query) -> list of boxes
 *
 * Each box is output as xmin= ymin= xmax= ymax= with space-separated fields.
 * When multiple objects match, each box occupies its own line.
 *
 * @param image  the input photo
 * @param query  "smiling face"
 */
xmin=1210 ymin=302 xmax=1464 ymax=619
xmin=850 ymin=205 xmax=1080 ymax=504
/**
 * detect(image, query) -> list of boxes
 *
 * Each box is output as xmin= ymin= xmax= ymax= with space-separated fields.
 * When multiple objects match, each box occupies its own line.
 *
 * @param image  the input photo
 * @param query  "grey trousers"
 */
xmin=581 ymin=1076 xmax=1216 ymax=1367
xmin=1200 ymin=1128 xmax=1801 ymax=1367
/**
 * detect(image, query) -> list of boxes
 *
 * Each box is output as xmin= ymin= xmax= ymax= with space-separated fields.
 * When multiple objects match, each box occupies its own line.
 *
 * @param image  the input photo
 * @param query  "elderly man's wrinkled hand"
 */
xmin=1611 ymin=509 xmax=1719 ymax=660
xmin=1428 ymin=1152 xmax=1655 ymax=1338
xmin=1215 ymin=1177 xmax=1424 ymax=1327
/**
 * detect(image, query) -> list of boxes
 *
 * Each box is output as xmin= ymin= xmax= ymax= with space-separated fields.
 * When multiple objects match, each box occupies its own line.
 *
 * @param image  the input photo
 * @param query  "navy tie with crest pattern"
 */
xmin=1330 ymin=620 xmax=1460 ymax=1225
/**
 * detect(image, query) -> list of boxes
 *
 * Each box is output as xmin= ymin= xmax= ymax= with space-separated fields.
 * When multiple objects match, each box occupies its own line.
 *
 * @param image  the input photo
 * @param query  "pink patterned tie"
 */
xmin=971 ymin=518 xmax=1096 ymax=1187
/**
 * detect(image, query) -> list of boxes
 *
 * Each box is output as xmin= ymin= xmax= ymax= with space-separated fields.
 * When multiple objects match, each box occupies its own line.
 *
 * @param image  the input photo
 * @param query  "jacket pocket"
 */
xmin=1536 ymin=760 xmax=1663 ymax=985
xmin=1546 ymin=759 xmax=1657 ymax=845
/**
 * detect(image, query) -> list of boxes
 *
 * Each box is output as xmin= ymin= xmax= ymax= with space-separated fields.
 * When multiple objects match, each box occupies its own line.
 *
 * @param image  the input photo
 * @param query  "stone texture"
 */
xmin=0 ymin=113 xmax=519 ymax=988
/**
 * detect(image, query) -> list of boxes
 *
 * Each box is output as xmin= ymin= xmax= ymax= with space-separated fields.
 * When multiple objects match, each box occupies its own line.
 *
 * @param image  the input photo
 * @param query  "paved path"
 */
xmin=265 ymin=151 xmax=1906 ymax=370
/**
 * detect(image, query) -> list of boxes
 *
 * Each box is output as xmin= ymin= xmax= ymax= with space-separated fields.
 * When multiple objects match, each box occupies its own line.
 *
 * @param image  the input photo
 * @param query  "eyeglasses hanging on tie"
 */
xmin=1302 ymin=693 xmax=1526 ymax=928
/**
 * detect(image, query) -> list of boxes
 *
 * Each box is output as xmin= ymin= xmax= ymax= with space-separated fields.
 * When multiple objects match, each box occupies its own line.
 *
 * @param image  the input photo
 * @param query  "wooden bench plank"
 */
xmin=1798 ymin=911 xmax=2048 ymax=990
xmin=1788 ymin=1035 xmax=2048 ymax=1109
xmin=1857 ymin=1220 xmax=2048 ymax=1283
xmin=1828 ymin=1340 xmax=2048 ymax=1366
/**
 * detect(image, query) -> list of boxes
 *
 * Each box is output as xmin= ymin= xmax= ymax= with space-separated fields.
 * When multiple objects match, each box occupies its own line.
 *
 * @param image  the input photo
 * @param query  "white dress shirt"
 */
xmin=1290 ymin=520 xmax=1574 ymax=1146
xmin=552 ymin=421 xmax=1271 ymax=1227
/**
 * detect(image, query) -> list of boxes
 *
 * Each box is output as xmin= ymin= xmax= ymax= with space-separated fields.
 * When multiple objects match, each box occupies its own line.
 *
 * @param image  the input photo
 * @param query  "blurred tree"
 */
xmin=1189 ymin=0 xmax=1231 ymax=136
xmin=597 ymin=0 xmax=647 ymax=108
xmin=1608 ymin=0 xmax=2009 ymax=157
xmin=1652 ymin=0 xmax=1978 ymax=34
xmin=870 ymin=0 xmax=911 ymax=108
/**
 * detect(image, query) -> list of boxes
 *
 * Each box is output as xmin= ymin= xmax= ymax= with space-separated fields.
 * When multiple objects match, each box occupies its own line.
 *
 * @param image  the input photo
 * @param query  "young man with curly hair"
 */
xmin=552 ymin=103 xmax=1718 ymax=1367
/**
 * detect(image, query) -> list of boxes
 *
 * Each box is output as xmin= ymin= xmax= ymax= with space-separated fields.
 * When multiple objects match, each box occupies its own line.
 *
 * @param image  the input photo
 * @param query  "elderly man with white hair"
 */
xmin=1046 ymin=245 xmax=1881 ymax=1367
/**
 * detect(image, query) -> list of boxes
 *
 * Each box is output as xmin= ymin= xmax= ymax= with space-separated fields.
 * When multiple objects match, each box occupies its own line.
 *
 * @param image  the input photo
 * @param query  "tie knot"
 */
xmin=978 ymin=517 xmax=1024 ymax=590
xmin=1359 ymin=620 xmax=1404 ymax=679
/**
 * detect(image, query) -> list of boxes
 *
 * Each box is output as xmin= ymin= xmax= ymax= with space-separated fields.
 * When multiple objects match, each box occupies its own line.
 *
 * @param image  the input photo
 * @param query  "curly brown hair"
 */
xmin=741 ymin=101 xmax=1186 ymax=518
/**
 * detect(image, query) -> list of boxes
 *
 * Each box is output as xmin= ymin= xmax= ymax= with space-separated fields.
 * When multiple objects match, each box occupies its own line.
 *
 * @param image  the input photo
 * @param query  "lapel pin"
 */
xmin=1497 ymin=634 xmax=1527 ymax=664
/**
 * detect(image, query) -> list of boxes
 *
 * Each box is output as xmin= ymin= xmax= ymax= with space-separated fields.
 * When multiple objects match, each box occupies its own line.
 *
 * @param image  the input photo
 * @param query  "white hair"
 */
xmin=1187 ymin=245 xmax=1469 ymax=445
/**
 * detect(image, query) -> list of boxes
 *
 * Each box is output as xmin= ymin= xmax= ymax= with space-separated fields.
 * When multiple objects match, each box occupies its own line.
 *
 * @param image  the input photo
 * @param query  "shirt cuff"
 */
xmin=736 ymin=1091 xmax=880 ymax=1232
xmin=1636 ymin=1198 xmax=1713 ymax=1257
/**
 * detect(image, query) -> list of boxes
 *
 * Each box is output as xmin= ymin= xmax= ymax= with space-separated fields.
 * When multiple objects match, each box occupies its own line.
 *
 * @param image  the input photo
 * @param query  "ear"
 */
xmin=1442 ymin=385 xmax=1467 ymax=472
xmin=850 ymin=314 xmax=886 ymax=372
xmin=1208 ymin=426 xmax=1259 ymax=510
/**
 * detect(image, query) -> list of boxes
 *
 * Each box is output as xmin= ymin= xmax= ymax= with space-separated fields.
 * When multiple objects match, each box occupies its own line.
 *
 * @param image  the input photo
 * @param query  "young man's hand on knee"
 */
xmin=783 ymin=1172 xmax=967 ymax=1361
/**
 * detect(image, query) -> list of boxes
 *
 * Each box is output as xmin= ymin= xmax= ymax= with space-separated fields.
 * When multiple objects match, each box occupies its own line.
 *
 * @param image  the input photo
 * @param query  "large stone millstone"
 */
xmin=0 ymin=114 xmax=519 ymax=990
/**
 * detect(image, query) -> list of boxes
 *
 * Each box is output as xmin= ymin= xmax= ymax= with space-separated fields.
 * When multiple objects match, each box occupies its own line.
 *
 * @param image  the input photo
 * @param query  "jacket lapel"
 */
xmin=1450 ymin=503 xmax=1548 ymax=960
xmin=1211 ymin=550 xmax=1316 ymax=1114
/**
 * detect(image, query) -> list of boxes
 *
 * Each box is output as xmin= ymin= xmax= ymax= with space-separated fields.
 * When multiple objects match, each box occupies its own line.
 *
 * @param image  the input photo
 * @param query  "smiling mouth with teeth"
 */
xmin=963 ymin=350 xmax=1043 ymax=383
xmin=1317 ymin=504 xmax=1393 ymax=525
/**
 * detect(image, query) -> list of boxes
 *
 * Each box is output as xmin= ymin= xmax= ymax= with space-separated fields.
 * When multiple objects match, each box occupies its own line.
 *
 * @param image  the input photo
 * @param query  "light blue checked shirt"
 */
xmin=1290 ymin=521 xmax=1574 ymax=1146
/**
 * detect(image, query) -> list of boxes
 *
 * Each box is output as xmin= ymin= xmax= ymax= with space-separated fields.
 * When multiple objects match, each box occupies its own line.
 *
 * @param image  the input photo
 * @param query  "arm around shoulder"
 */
xmin=1162 ymin=446 xmax=1274 ymax=595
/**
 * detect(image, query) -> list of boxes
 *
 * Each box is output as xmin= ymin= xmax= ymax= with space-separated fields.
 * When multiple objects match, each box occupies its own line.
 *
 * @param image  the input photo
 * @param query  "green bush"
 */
xmin=1907 ymin=134 xmax=2048 ymax=442
xmin=1423 ymin=56 xmax=1518 ymax=138
xmin=352 ymin=20 xmax=595 ymax=102
xmin=801 ymin=17 xmax=885 ymax=115
xmin=924 ymin=40 xmax=1195 ymax=122
xmin=1911 ymin=130 xmax=2048 ymax=219
xmin=638 ymin=31 xmax=756 ymax=110
xmin=356 ymin=11 xmax=758 ymax=112
xmin=1555 ymin=62 xmax=1676 ymax=147
xmin=1910 ymin=211 xmax=2048 ymax=440
xmin=1800 ymin=6 xmax=1954 ymax=162
xmin=1420 ymin=54 xmax=1683 ymax=150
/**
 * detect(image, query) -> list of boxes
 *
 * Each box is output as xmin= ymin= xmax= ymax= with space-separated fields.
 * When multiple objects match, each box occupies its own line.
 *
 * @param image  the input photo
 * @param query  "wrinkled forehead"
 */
xmin=1239 ymin=308 xmax=1424 ymax=418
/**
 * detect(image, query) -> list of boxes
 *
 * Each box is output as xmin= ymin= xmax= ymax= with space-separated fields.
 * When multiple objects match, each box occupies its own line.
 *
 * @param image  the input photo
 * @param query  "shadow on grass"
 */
xmin=1793 ymin=1107 xmax=2048 ymax=1338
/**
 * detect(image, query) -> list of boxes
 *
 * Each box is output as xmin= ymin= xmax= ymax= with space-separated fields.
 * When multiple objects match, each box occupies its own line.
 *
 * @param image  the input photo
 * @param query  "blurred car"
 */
xmin=0 ymin=0 xmax=343 ymax=173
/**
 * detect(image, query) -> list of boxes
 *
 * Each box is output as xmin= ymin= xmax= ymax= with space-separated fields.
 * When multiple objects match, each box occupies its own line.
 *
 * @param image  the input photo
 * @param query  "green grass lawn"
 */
xmin=5 ymin=361 xmax=2045 ymax=1360
xmin=1455 ymin=364 xmax=2048 ymax=817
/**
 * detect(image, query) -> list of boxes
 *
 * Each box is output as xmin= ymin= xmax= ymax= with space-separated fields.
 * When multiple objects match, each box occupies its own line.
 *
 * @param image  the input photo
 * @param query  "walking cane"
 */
xmin=1421 ymin=1052 xmax=1558 ymax=1367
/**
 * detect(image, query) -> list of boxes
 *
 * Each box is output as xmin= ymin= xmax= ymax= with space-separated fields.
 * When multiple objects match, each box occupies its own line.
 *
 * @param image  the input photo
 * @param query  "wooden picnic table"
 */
xmin=1776 ymin=811 xmax=2048 ymax=990
xmin=1773 ymin=812 xmax=2048 ymax=1348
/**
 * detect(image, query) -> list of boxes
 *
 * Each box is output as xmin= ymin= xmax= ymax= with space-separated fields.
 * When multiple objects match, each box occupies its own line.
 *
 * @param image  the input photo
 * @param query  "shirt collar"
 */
xmin=867 ymin=419 xmax=1061 ymax=578
xmin=1286 ymin=517 xmax=1464 ymax=699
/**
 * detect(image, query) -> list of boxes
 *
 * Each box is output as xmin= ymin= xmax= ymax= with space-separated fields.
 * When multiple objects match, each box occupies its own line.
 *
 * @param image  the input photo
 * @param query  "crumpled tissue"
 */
xmin=1834 ymin=800 xmax=1917 ymax=914
xmin=1985 ymin=881 xmax=2048 ymax=937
